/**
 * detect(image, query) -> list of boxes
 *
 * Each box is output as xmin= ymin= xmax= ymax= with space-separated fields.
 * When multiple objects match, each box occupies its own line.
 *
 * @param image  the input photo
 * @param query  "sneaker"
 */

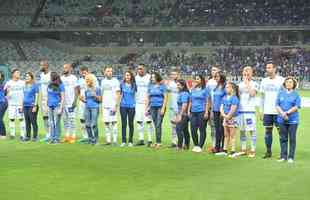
xmin=0 ymin=135 xmax=6 ymax=140
xmin=262 ymin=152 xmax=272 ymax=159
xmin=32 ymin=137 xmax=38 ymax=142
xmin=68 ymin=136 xmax=76 ymax=144
xmin=40 ymin=137 xmax=50 ymax=143
xmin=50 ymin=140 xmax=60 ymax=144
xmin=228 ymin=152 xmax=238 ymax=158
xmin=77 ymin=138 xmax=89 ymax=144
xmin=169 ymin=143 xmax=177 ymax=148
xmin=288 ymin=158 xmax=294 ymax=164
xmin=61 ymin=136 xmax=70 ymax=143
xmin=207 ymin=146 xmax=215 ymax=153
xmin=236 ymin=151 xmax=247 ymax=156
xmin=192 ymin=146 xmax=198 ymax=152
xmin=196 ymin=147 xmax=202 ymax=153
xmin=277 ymin=158 xmax=286 ymax=162
xmin=128 ymin=143 xmax=133 ymax=147
xmin=147 ymin=141 xmax=152 ymax=147
xmin=192 ymin=146 xmax=202 ymax=153
xmin=104 ymin=142 xmax=112 ymax=146
xmin=155 ymin=143 xmax=161 ymax=149
xmin=215 ymin=151 xmax=228 ymax=156
xmin=120 ymin=143 xmax=126 ymax=147
xmin=135 ymin=140 xmax=145 ymax=146
xmin=21 ymin=137 xmax=30 ymax=142
xmin=248 ymin=151 xmax=256 ymax=158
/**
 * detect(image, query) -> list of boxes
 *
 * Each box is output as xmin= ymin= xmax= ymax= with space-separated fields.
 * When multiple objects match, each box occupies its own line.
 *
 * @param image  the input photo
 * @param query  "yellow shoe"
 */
xmin=68 ymin=136 xmax=76 ymax=144
xmin=248 ymin=151 xmax=256 ymax=158
xmin=61 ymin=136 xmax=70 ymax=143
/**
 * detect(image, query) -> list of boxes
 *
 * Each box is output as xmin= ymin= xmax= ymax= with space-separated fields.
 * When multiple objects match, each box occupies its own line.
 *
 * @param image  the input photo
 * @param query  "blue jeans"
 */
xmin=48 ymin=106 xmax=62 ymax=141
xmin=84 ymin=107 xmax=99 ymax=144
xmin=120 ymin=107 xmax=135 ymax=143
xmin=279 ymin=123 xmax=298 ymax=160
xmin=0 ymin=101 xmax=7 ymax=136
xmin=150 ymin=106 xmax=164 ymax=144
xmin=190 ymin=112 xmax=207 ymax=148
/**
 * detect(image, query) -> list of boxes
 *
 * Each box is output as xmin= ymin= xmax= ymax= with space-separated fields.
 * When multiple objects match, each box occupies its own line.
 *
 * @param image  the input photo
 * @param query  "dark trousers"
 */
xmin=85 ymin=108 xmax=99 ymax=144
xmin=279 ymin=123 xmax=298 ymax=160
xmin=176 ymin=115 xmax=190 ymax=148
xmin=214 ymin=111 xmax=224 ymax=150
xmin=120 ymin=107 xmax=135 ymax=143
xmin=24 ymin=106 xmax=38 ymax=139
xmin=150 ymin=106 xmax=164 ymax=144
xmin=0 ymin=101 xmax=7 ymax=136
xmin=190 ymin=112 xmax=207 ymax=148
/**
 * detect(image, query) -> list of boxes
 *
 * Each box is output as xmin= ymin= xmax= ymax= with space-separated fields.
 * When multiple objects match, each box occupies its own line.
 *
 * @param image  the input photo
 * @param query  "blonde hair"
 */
xmin=85 ymin=74 xmax=96 ymax=88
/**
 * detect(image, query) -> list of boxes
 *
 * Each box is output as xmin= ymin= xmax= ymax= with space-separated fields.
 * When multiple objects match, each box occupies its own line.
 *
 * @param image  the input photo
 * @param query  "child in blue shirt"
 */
xmin=217 ymin=81 xmax=239 ymax=157
xmin=23 ymin=72 xmax=39 ymax=141
xmin=276 ymin=77 xmax=301 ymax=163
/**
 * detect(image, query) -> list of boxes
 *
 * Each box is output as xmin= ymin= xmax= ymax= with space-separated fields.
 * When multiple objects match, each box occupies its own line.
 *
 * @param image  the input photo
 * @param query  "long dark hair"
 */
xmin=122 ymin=70 xmax=137 ymax=92
xmin=226 ymin=81 xmax=240 ymax=99
xmin=177 ymin=79 xmax=189 ymax=92
xmin=151 ymin=72 xmax=163 ymax=84
xmin=49 ymin=72 xmax=62 ymax=91
xmin=215 ymin=71 xmax=226 ymax=90
xmin=0 ymin=71 xmax=4 ymax=85
xmin=194 ymin=74 xmax=206 ymax=89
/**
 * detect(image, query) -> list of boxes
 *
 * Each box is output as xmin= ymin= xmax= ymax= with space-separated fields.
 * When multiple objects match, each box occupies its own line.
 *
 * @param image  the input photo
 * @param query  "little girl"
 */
xmin=216 ymin=81 xmax=240 ymax=157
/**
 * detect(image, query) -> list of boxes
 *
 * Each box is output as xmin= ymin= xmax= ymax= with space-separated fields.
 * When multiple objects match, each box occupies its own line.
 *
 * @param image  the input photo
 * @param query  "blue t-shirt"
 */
xmin=23 ymin=83 xmax=39 ymax=107
xmin=177 ymin=91 xmax=190 ymax=113
xmin=148 ymin=83 xmax=167 ymax=107
xmin=276 ymin=90 xmax=301 ymax=124
xmin=0 ymin=83 xmax=6 ymax=103
xmin=47 ymin=84 xmax=65 ymax=108
xmin=120 ymin=82 xmax=136 ymax=108
xmin=212 ymin=86 xmax=226 ymax=112
xmin=222 ymin=95 xmax=239 ymax=117
xmin=85 ymin=87 xmax=101 ymax=109
xmin=190 ymin=87 xmax=209 ymax=113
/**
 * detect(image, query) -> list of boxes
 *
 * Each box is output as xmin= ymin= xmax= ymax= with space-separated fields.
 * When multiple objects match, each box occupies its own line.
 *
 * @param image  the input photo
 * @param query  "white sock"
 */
xmin=171 ymin=124 xmax=177 ymax=144
xmin=250 ymin=130 xmax=257 ymax=152
xmin=70 ymin=117 xmax=76 ymax=138
xmin=240 ymin=131 xmax=247 ymax=151
xmin=112 ymin=123 xmax=118 ymax=143
xmin=137 ymin=123 xmax=144 ymax=141
xmin=211 ymin=125 xmax=216 ymax=148
xmin=146 ymin=123 xmax=153 ymax=142
xmin=9 ymin=120 xmax=15 ymax=136
xmin=19 ymin=120 xmax=25 ymax=137
xmin=105 ymin=124 xmax=111 ymax=143
xmin=80 ymin=121 xmax=88 ymax=139
xmin=43 ymin=118 xmax=50 ymax=138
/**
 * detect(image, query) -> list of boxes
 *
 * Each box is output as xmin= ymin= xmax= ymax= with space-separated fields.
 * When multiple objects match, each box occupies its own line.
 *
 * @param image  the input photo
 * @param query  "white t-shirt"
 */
xmin=239 ymin=80 xmax=259 ymax=112
xmin=135 ymin=74 xmax=150 ymax=104
xmin=207 ymin=78 xmax=217 ymax=103
xmin=39 ymin=71 xmax=50 ymax=101
xmin=259 ymin=75 xmax=285 ymax=115
xmin=167 ymin=80 xmax=178 ymax=111
xmin=4 ymin=80 xmax=25 ymax=106
xmin=101 ymin=77 xmax=120 ymax=108
xmin=61 ymin=74 xmax=78 ymax=107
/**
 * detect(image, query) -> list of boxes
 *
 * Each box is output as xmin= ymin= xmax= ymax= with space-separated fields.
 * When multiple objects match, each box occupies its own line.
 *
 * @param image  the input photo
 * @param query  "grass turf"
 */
xmin=0 ymin=90 xmax=310 ymax=200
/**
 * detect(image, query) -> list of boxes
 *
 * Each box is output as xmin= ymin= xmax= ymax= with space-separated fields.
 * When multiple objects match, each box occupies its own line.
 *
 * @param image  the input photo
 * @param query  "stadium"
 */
xmin=0 ymin=0 xmax=310 ymax=200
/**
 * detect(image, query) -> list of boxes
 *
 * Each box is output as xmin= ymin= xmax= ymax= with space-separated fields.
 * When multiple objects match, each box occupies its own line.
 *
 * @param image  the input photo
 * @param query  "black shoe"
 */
xmin=147 ymin=141 xmax=152 ymax=147
xmin=21 ymin=137 xmax=30 ymax=142
xmin=32 ymin=137 xmax=38 ymax=142
xmin=262 ymin=152 xmax=272 ymax=159
xmin=169 ymin=143 xmax=177 ymax=148
xmin=104 ymin=142 xmax=112 ymax=146
xmin=135 ymin=140 xmax=145 ymax=146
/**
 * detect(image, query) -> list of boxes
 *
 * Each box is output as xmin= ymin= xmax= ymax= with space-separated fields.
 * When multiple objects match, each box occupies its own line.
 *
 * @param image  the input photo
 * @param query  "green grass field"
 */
xmin=1 ymin=91 xmax=310 ymax=200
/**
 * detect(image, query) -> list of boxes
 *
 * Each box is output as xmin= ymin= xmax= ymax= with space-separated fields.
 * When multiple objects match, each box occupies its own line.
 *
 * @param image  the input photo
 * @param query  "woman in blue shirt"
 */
xmin=47 ymin=72 xmax=65 ymax=144
xmin=0 ymin=71 xmax=7 ymax=139
xmin=120 ymin=71 xmax=136 ymax=147
xmin=23 ymin=72 xmax=39 ymax=141
xmin=276 ymin=77 xmax=301 ymax=163
xmin=80 ymin=74 xmax=102 ymax=145
xmin=146 ymin=72 xmax=168 ymax=149
xmin=175 ymin=79 xmax=190 ymax=150
xmin=211 ymin=71 xmax=226 ymax=153
xmin=189 ymin=75 xmax=209 ymax=153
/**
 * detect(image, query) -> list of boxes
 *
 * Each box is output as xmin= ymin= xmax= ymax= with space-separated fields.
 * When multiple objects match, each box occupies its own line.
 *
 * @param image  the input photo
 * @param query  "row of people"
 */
xmin=0 ymin=62 xmax=301 ymax=163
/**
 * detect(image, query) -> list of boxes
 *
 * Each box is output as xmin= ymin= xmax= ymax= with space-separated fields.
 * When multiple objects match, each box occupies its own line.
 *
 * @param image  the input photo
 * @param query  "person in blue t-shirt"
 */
xmin=47 ymin=72 xmax=65 ymax=144
xmin=276 ymin=77 xmax=301 ymax=163
xmin=175 ymin=79 xmax=190 ymax=150
xmin=210 ymin=71 xmax=226 ymax=153
xmin=0 ymin=71 xmax=7 ymax=139
xmin=120 ymin=71 xmax=136 ymax=147
xmin=217 ymin=81 xmax=239 ymax=157
xmin=23 ymin=72 xmax=39 ymax=141
xmin=189 ymin=74 xmax=209 ymax=153
xmin=80 ymin=74 xmax=102 ymax=145
xmin=146 ymin=72 xmax=168 ymax=148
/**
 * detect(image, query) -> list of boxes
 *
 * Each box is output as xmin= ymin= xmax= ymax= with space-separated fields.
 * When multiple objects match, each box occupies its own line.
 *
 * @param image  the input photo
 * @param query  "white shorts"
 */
xmin=8 ymin=105 xmax=24 ymax=120
xmin=63 ymin=106 xmax=76 ymax=119
xmin=239 ymin=112 xmax=256 ymax=131
xmin=41 ymin=99 xmax=49 ymax=117
xmin=135 ymin=103 xmax=151 ymax=123
xmin=169 ymin=108 xmax=178 ymax=124
xmin=79 ymin=103 xmax=85 ymax=120
xmin=103 ymin=107 xmax=117 ymax=123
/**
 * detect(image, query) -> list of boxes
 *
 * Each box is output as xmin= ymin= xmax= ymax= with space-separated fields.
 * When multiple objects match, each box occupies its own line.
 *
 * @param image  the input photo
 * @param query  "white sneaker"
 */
xmin=192 ymin=146 xmax=201 ymax=152
xmin=228 ymin=152 xmax=238 ymax=158
xmin=128 ymin=143 xmax=133 ymax=147
xmin=196 ymin=147 xmax=202 ymax=153
xmin=120 ymin=143 xmax=126 ymax=147
xmin=215 ymin=151 xmax=228 ymax=156
xmin=277 ymin=158 xmax=286 ymax=162
xmin=288 ymin=158 xmax=294 ymax=164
